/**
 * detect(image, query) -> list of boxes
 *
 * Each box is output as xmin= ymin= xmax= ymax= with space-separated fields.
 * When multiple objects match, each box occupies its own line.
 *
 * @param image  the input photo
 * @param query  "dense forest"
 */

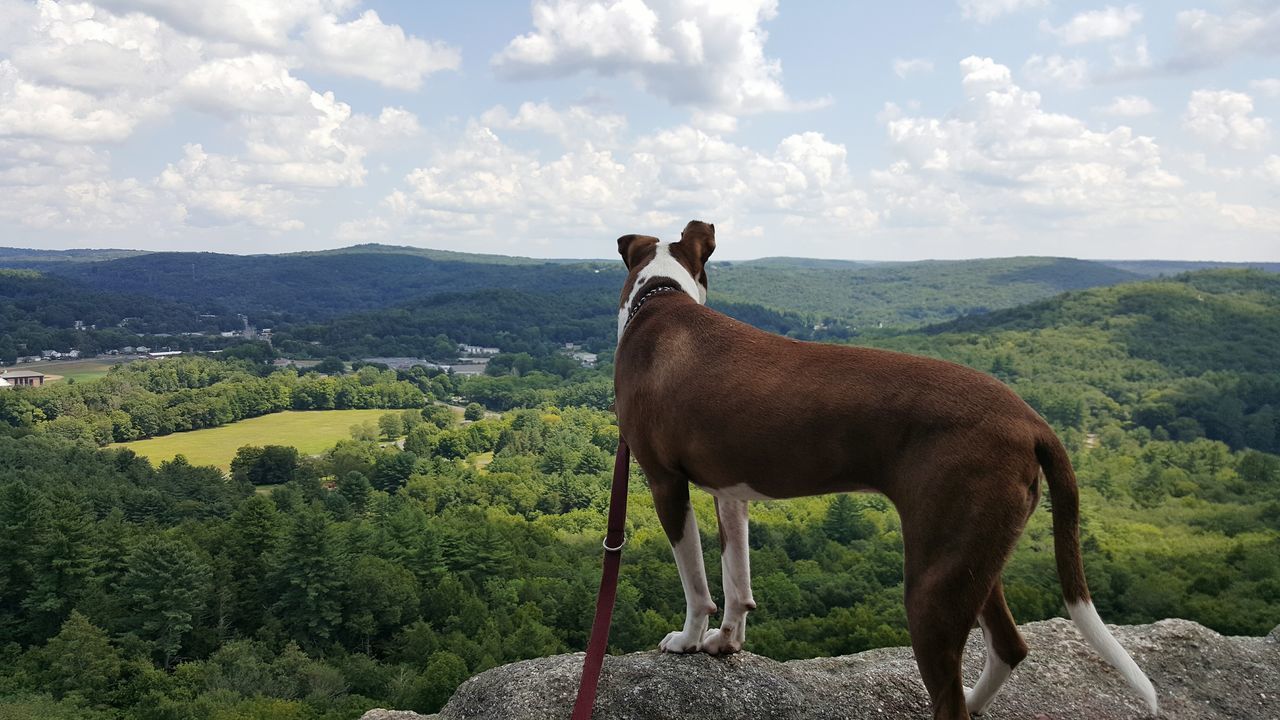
xmin=1 ymin=401 xmax=1276 ymax=719
xmin=712 ymin=256 xmax=1143 ymax=328
xmin=0 ymin=258 xmax=1277 ymax=719
xmin=7 ymin=245 xmax=1234 ymax=334
xmin=0 ymin=270 xmax=240 ymax=363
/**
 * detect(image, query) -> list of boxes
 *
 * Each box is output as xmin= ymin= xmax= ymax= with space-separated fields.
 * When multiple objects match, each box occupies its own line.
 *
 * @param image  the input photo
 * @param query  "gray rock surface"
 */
xmin=361 ymin=618 xmax=1279 ymax=720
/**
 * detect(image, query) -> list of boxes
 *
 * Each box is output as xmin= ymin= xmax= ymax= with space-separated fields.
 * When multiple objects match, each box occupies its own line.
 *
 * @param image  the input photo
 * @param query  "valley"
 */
xmin=0 ymin=244 xmax=1276 ymax=719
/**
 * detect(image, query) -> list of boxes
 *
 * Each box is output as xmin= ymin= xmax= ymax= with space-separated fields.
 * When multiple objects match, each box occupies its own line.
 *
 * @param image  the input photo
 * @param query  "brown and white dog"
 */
xmin=613 ymin=221 xmax=1158 ymax=720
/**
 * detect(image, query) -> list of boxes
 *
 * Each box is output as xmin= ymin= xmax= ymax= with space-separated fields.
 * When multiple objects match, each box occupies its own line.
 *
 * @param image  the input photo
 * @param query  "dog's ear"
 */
xmin=680 ymin=220 xmax=716 ymax=264
xmin=617 ymin=234 xmax=659 ymax=270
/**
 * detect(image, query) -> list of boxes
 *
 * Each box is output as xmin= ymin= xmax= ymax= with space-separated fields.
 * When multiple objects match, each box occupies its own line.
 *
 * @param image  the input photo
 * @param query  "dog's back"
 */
xmin=616 ymin=295 xmax=1046 ymax=502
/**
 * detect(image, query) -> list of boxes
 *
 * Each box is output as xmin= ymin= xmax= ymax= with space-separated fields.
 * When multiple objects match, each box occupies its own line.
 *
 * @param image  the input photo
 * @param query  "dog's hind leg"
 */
xmin=904 ymin=557 xmax=987 ymax=720
xmin=964 ymin=580 xmax=1027 ymax=715
xmin=904 ymin=491 xmax=1031 ymax=718
xmin=702 ymin=498 xmax=755 ymax=655
xmin=901 ymin=494 xmax=1022 ymax=719
xmin=650 ymin=477 xmax=717 ymax=653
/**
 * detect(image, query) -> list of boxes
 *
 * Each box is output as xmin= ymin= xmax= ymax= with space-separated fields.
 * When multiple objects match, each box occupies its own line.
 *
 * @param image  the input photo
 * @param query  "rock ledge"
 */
xmin=362 ymin=618 xmax=1279 ymax=720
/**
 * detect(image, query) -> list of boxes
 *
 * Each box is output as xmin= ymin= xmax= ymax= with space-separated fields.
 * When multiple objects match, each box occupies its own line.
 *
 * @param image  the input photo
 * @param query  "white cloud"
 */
xmin=958 ymin=0 xmax=1048 ymax=24
xmin=0 ymin=0 xmax=451 ymax=236
xmin=1171 ymin=6 xmax=1280 ymax=70
xmin=1042 ymin=5 xmax=1142 ymax=46
xmin=1183 ymin=89 xmax=1271 ymax=150
xmin=342 ymin=106 xmax=422 ymax=151
xmin=1097 ymin=95 xmax=1156 ymax=117
xmin=1252 ymin=78 xmax=1280 ymax=97
xmin=893 ymin=57 xmax=934 ymax=78
xmin=302 ymin=10 xmax=460 ymax=90
xmin=1185 ymin=152 xmax=1244 ymax=181
xmin=0 ymin=138 xmax=172 ymax=232
xmin=178 ymin=54 xmax=314 ymax=117
xmin=1261 ymin=155 xmax=1280 ymax=183
xmin=492 ymin=0 xmax=823 ymax=116
xmin=158 ymin=143 xmax=305 ymax=230
xmin=9 ymin=0 xmax=201 ymax=93
xmin=1023 ymin=54 xmax=1090 ymax=89
xmin=876 ymin=56 xmax=1182 ymax=232
xmin=358 ymin=114 xmax=875 ymax=247
xmin=95 ymin=0 xmax=354 ymax=49
xmin=479 ymin=102 xmax=627 ymax=147
xmin=0 ymin=59 xmax=162 ymax=142
xmin=1108 ymin=34 xmax=1151 ymax=74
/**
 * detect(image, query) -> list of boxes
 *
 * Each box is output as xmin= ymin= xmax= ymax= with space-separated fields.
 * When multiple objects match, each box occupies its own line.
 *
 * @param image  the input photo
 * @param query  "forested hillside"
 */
xmin=715 ymin=256 xmax=1142 ymax=327
xmin=0 ymin=270 xmax=236 ymax=363
xmin=898 ymin=270 xmax=1280 ymax=453
xmin=5 ymin=245 xmax=1176 ymax=332
xmin=0 ymin=263 xmax=1277 ymax=720
xmin=34 ymin=251 xmax=624 ymax=324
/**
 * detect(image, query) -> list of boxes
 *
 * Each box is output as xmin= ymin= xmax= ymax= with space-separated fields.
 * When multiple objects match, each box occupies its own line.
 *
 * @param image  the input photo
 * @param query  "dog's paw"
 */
xmin=658 ymin=630 xmax=701 ymax=653
xmin=700 ymin=627 xmax=742 ymax=656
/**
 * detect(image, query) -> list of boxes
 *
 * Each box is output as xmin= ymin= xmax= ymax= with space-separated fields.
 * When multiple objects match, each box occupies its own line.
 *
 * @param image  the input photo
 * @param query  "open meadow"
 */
xmin=28 ymin=356 xmax=134 ymax=383
xmin=111 ymin=408 xmax=394 ymax=470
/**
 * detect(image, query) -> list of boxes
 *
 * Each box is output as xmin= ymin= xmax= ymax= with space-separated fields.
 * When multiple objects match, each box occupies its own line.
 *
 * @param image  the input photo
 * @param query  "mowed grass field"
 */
xmin=112 ymin=409 xmax=394 ymax=470
xmin=30 ymin=357 xmax=134 ymax=383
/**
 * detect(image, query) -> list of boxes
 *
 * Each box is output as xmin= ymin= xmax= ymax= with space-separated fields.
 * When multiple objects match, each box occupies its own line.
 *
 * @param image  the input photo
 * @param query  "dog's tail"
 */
xmin=1037 ymin=432 xmax=1159 ymax=715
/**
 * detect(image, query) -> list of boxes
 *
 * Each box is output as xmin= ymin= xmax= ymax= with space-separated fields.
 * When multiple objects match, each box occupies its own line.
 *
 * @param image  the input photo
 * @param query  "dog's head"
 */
xmin=616 ymin=220 xmax=716 ymax=314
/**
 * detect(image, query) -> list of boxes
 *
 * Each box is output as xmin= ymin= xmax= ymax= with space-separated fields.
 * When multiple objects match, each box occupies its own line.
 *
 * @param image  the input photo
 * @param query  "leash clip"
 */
xmin=602 ymin=534 xmax=626 ymax=552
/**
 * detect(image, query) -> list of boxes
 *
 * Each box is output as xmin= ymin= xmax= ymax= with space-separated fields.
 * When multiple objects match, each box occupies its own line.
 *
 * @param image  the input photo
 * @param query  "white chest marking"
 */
xmin=704 ymin=483 xmax=776 ymax=501
xmin=617 ymin=243 xmax=705 ymax=345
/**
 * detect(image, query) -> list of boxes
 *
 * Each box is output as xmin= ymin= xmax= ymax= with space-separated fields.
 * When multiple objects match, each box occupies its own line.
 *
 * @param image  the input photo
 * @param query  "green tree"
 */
xmin=269 ymin=508 xmax=346 ymax=648
xmin=341 ymin=556 xmax=419 ymax=652
xmin=224 ymin=496 xmax=282 ymax=633
xmin=823 ymin=494 xmax=877 ymax=543
xmin=394 ymin=651 xmax=469 ymax=713
xmin=421 ymin=403 xmax=454 ymax=429
xmin=25 ymin=611 xmax=122 ymax=703
xmin=337 ymin=471 xmax=373 ymax=512
xmin=0 ymin=482 xmax=43 ymax=639
xmin=379 ymin=413 xmax=404 ymax=440
xmin=314 ymin=357 xmax=346 ymax=375
xmin=231 ymin=445 xmax=299 ymax=486
xmin=23 ymin=498 xmax=98 ymax=642
xmin=117 ymin=536 xmax=211 ymax=667
xmin=463 ymin=403 xmax=485 ymax=422
xmin=350 ymin=420 xmax=380 ymax=442
xmin=373 ymin=452 xmax=418 ymax=494
xmin=404 ymin=424 xmax=440 ymax=457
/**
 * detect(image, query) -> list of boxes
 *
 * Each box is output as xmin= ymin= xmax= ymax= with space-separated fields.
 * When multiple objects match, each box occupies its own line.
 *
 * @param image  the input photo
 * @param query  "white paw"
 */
xmin=659 ymin=630 xmax=701 ymax=653
xmin=700 ymin=627 xmax=742 ymax=656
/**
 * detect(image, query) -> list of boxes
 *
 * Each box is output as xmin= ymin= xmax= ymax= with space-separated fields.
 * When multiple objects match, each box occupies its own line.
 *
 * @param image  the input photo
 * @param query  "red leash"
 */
xmin=571 ymin=436 xmax=631 ymax=720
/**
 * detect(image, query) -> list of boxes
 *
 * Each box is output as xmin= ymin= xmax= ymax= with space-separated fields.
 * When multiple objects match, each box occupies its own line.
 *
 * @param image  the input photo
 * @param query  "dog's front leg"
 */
xmin=651 ymin=479 xmax=716 ymax=653
xmin=703 ymin=497 xmax=755 ymax=655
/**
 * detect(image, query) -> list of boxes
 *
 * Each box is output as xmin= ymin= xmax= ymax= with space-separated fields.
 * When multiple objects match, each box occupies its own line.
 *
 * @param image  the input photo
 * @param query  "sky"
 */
xmin=0 ymin=0 xmax=1278 ymax=261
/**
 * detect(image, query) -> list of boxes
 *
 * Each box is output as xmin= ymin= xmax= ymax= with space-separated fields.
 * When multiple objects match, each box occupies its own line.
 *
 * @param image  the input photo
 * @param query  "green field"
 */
xmin=32 ymin=357 xmax=133 ymax=383
xmin=112 ymin=409 xmax=394 ymax=470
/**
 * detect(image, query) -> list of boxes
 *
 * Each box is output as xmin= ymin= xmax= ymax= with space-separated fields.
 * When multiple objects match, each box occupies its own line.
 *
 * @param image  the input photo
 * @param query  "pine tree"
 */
xmin=117 ymin=535 xmax=211 ymax=668
xmin=0 ymin=482 xmax=43 ymax=639
xmin=269 ymin=507 xmax=347 ymax=648
xmin=823 ymin=494 xmax=876 ymax=544
xmin=23 ymin=496 xmax=98 ymax=642
xmin=28 ymin=610 xmax=122 ymax=703
xmin=225 ymin=495 xmax=283 ymax=633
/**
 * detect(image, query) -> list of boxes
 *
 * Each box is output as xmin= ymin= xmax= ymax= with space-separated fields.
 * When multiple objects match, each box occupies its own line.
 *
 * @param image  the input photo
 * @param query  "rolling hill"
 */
xmin=2 ymin=244 xmax=1184 ymax=330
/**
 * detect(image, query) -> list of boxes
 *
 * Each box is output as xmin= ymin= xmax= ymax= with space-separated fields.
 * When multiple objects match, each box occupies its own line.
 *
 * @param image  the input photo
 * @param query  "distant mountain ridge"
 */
xmin=1 ymin=244 xmax=1276 ymax=333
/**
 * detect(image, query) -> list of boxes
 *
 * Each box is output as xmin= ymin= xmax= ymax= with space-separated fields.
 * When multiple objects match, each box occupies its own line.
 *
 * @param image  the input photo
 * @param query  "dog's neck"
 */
xmin=617 ymin=243 xmax=706 ymax=344
xmin=622 ymin=282 xmax=683 ymax=333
